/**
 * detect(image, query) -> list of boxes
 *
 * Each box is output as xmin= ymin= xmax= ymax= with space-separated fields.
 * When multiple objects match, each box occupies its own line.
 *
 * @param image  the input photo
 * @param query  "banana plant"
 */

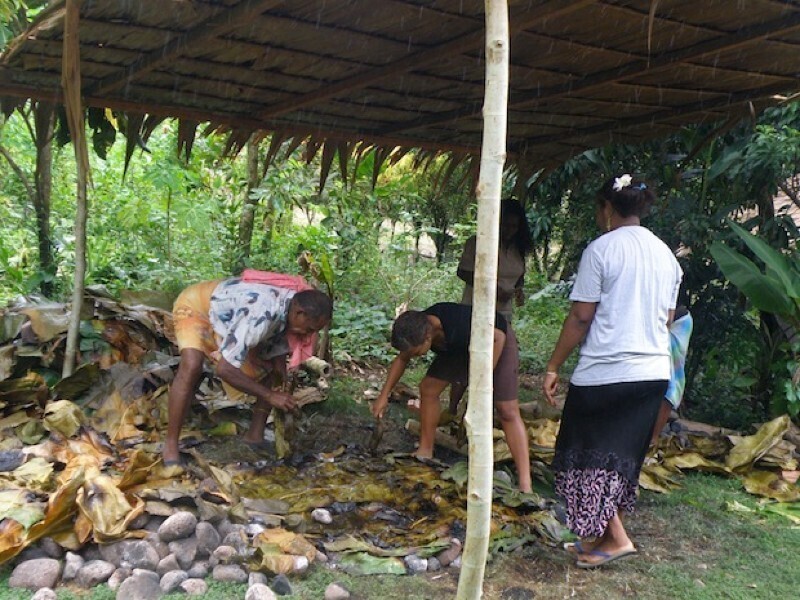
xmin=710 ymin=220 xmax=800 ymax=330
xmin=710 ymin=220 xmax=800 ymax=416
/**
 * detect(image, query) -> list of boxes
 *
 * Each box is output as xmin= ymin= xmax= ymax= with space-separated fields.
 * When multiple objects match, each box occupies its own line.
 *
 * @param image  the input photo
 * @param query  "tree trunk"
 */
xmin=234 ymin=136 xmax=260 ymax=273
xmin=432 ymin=219 xmax=450 ymax=264
xmin=456 ymin=2 xmax=508 ymax=599
xmin=33 ymin=102 xmax=55 ymax=297
xmin=62 ymin=0 xmax=90 ymax=378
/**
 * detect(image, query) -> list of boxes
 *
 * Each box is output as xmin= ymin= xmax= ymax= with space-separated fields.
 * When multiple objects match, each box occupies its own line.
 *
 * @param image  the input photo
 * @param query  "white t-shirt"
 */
xmin=569 ymin=226 xmax=682 ymax=386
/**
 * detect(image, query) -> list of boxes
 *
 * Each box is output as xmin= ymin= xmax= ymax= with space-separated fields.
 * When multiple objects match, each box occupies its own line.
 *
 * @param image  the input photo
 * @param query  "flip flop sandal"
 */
xmin=576 ymin=547 xmax=637 ymax=569
xmin=563 ymin=541 xmax=586 ymax=554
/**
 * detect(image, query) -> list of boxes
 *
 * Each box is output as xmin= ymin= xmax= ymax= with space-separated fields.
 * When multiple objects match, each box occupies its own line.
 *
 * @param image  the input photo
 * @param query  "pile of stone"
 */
xmin=6 ymin=511 xmax=307 ymax=599
xmin=7 ymin=507 xmax=464 ymax=599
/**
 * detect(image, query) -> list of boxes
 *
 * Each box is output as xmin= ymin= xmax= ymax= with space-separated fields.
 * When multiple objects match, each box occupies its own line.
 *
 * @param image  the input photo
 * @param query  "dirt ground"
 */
xmin=195 ymin=390 xmax=702 ymax=600
xmin=388 ymin=496 xmax=701 ymax=600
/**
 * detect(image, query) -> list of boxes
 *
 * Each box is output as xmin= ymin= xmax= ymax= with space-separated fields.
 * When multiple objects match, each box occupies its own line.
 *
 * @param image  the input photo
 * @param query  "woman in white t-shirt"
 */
xmin=542 ymin=174 xmax=682 ymax=568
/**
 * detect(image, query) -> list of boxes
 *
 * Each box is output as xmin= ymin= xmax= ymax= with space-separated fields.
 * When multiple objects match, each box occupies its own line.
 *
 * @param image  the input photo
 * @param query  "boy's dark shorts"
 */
xmin=425 ymin=326 xmax=519 ymax=402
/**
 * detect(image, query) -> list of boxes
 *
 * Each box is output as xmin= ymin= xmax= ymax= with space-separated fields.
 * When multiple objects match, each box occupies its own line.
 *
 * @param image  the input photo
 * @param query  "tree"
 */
xmin=457 ymin=1 xmax=508 ymax=597
xmin=1 ymin=2 xmax=56 ymax=296
xmin=233 ymin=135 xmax=261 ymax=274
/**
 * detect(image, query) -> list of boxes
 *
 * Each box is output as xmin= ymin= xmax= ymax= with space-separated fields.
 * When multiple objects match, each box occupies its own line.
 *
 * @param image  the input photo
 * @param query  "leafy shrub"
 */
xmin=514 ymin=275 xmax=571 ymax=374
xmin=683 ymin=312 xmax=767 ymax=430
xmin=328 ymin=299 xmax=394 ymax=364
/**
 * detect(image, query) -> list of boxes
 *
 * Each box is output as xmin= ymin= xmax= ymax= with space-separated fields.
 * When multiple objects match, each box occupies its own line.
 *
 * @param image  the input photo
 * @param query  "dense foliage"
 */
xmin=3 ymin=94 xmax=800 ymax=429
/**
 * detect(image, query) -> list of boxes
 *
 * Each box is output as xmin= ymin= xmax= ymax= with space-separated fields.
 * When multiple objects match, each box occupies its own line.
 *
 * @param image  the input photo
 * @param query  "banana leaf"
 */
xmin=76 ymin=470 xmax=146 ymax=542
xmin=253 ymin=528 xmax=317 ymax=574
xmin=709 ymin=241 xmax=794 ymax=315
xmin=43 ymin=400 xmax=84 ymax=438
xmin=726 ymin=415 xmax=791 ymax=472
xmin=0 ymin=467 xmax=86 ymax=563
xmin=0 ymin=373 xmax=48 ymax=408
xmin=323 ymin=534 xmax=448 ymax=558
xmin=4 ymin=457 xmax=54 ymax=491
xmin=17 ymin=420 xmax=45 ymax=444
xmin=639 ymin=463 xmax=683 ymax=493
xmin=91 ymin=390 xmax=144 ymax=442
xmin=0 ymin=345 xmax=14 ymax=382
xmin=18 ymin=305 xmax=70 ymax=342
xmin=208 ymin=421 xmax=238 ymax=437
xmin=52 ymin=363 xmax=101 ymax=400
xmin=441 ymin=461 xmax=468 ymax=488
xmin=0 ymin=412 xmax=31 ymax=430
xmin=254 ymin=528 xmax=316 ymax=561
xmin=741 ymin=470 xmax=800 ymax=502
xmin=0 ymin=489 xmax=45 ymax=530
xmin=338 ymin=552 xmax=406 ymax=576
xmin=662 ymin=452 xmax=728 ymax=473
xmin=727 ymin=220 xmax=800 ymax=300
xmin=761 ymin=502 xmax=800 ymax=523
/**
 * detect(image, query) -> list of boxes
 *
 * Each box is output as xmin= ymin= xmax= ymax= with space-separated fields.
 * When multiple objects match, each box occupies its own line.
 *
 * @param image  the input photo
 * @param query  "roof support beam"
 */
xmin=515 ymin=81 xmax=790 ymax=152
xmin=383 ymin=11 xmax=800 ymax=135
xmin=0 ymin=75 xmax=485 ymax=156
xmin=86 ymin=0 xmax=284 ymax=96
xmin=255 ymin=0 xmax=595 ymax=120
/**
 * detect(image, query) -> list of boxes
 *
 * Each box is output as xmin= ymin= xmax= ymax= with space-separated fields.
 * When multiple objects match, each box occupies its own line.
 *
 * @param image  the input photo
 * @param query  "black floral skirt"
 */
xmin=552 ymin=379 xmax=666 ymax=538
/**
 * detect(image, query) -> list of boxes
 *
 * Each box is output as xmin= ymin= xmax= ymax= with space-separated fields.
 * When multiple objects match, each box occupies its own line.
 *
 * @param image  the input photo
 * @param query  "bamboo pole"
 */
xmin=61 ymin=0 xmax=89 ymax=377
xmin=456 ymin=2 xmax=509 ymax=598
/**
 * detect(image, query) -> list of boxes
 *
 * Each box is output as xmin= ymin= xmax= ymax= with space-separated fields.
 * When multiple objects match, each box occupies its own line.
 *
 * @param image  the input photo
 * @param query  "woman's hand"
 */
xmin=542 ymin=371 xmax=559 ymax=407
xmin=371 ymin=394 xmax=389 ymax=419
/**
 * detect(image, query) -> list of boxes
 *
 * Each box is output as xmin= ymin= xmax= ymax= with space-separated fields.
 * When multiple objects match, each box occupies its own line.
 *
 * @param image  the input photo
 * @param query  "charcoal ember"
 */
xmin=328 ymin=502 xmax=356 ymax=515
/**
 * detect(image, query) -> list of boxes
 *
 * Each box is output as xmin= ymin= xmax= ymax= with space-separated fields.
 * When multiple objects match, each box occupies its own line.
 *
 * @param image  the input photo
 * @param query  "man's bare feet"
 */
xmin=413 ymin=448 xmax=434 ymax=460
xmin=162 ymin=443 xmax=180 ymax=465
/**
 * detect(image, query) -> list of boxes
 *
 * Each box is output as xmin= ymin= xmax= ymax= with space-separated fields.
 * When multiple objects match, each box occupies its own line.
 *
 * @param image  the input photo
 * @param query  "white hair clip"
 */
xmin=613 ymin=174 xmax=632 ymax=191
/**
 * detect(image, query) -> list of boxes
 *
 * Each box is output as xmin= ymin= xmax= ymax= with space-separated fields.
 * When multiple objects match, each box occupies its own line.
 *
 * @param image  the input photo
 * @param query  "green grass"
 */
xmin=630 ymin=473 xmax=800 ymax=600
xmin=310 ymin=375 xmax=373 ymax=418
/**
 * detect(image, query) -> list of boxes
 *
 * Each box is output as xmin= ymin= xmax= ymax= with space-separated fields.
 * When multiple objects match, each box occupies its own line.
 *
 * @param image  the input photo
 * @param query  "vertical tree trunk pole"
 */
xmin=234 ymin=135 xmax=260 ymax=273
xmin=33 ymin=102 xmax=55 ymax=297
xmin=61 ymin=0 xmax=90 ymax=377
xmin=457 ymin=2 xmax=509 ymax=598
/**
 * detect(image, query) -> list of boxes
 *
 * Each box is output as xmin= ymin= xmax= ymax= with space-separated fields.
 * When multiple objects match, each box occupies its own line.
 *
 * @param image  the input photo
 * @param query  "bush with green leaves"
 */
xmin=710 ymin=219 xmax=800 ymax=419
xmin=513 ymin=274 xmax=571 ymax=374
xmin=328 ymin=299 xmax=395 ymax=364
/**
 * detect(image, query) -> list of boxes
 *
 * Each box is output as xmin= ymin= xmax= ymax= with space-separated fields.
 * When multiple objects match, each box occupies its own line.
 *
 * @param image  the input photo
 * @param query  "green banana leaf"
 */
xmin=338 ymin=552 xmax=406 ymax=576
xmin=709 ymin=241 xmax=795 ymax=315
xmin=727 ymin=220 xmax=800 ymax=299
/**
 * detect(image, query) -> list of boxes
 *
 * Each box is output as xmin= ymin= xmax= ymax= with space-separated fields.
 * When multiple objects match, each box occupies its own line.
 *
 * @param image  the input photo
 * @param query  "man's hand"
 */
xmin=267 ymin=390 xmax=296 ymax=411
xmin=371 ymin=395 xmax=389 ymax=419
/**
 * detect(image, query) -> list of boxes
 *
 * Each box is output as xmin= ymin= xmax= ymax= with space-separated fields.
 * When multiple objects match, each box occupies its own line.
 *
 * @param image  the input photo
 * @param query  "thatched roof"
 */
xmin=2 ymin=0 xmax=800 ymax=175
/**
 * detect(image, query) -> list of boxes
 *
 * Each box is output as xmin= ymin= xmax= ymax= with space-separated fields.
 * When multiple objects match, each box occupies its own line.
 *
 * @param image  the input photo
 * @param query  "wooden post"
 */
xmin=456 ymin=1 xmax=509 ymax=598
xmin=61 ymin=0 xmax=90 ymax=377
